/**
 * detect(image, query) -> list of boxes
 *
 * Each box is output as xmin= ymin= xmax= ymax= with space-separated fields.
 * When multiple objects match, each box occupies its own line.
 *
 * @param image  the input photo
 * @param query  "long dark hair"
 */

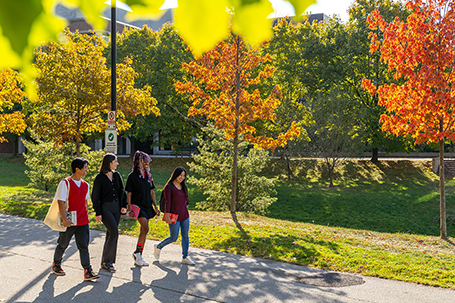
xmin=99 ymin=153 xmax=116 ymax=174
xmin=167 ymin=166 xmax=188 ymax=199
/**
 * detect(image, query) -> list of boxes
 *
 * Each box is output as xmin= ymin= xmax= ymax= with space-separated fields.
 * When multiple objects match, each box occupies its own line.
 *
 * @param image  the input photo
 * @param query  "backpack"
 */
xmin=159 ymin=183 xmax=174 ymax=213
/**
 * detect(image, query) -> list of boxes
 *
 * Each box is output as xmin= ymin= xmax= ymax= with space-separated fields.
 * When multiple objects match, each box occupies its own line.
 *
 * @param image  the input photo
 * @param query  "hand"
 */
xmin=62 ymin=219 xmax=73 ymax=227
xmin=154 ymin=205 xmax=160 ymax=216
xmin=128 ymin=211 xmax=135 ymax=219
xmin=120 ymin=207 xmax=127 ymax=214
xmin=164 ymin=213 xmax=172 ymax=224
xmin=95 ymin=215 xmax=102 ymax=223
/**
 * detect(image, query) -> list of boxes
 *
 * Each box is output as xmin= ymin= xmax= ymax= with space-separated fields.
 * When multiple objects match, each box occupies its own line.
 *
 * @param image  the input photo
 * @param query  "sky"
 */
xmin=270 ymin=0 xmax=354 ymax=22
xmin=159 ymin=0 xmax=354 ymax=23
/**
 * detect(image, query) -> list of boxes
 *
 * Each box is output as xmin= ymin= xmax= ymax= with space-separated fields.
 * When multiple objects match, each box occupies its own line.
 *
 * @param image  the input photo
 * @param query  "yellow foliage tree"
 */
xmin=30 ymin=30 xmax=160 ymax=155
xmin=0 ymin=68 xmax=27 ymax=142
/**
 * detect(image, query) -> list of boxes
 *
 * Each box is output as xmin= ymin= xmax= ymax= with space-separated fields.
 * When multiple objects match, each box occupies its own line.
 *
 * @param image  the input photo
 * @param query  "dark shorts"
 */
xmin=137 ymin=205 xmax=156 ymax=220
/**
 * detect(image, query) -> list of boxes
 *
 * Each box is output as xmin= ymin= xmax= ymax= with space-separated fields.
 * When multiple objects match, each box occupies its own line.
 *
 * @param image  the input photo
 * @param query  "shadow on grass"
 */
xmin=266 ymin=160 xmax=455 ymax=237
xmin=211 ymin=231 xmax=340 ymax=268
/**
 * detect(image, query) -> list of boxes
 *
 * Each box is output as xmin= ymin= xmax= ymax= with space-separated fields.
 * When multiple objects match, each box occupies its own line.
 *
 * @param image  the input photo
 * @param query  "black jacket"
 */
xmin=92 ymin=171 xmax=126 ymax=216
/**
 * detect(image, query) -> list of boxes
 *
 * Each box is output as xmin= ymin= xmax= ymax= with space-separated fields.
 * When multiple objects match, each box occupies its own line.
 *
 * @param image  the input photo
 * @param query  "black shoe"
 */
xmin=101 ymin=262 xmax=116 ymax=273
xmin=84 ymin=268 xmax=100 ymax=281
xmin=52 ymin=262 xmax=65 ymax=276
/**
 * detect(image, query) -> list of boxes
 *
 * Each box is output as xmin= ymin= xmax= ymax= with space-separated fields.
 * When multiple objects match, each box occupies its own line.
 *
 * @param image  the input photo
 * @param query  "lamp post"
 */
xmin=105 ymin=0 xmax=117 ymax=154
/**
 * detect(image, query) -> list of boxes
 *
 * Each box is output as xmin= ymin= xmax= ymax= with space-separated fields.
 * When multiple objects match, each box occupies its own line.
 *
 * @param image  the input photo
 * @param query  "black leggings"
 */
xmin=101 ymin=200 xmax=121 ymax=264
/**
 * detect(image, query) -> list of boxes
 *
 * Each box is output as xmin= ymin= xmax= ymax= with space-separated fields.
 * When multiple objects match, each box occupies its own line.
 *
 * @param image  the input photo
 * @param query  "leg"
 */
xmin=74 ymin=224 xmax=91 ymax=270
xmin=137 ymin=217 xmax=149 ymax=246
xmin=101 ymin=201 xmax=121 ymax=264
xmin=180 ymin=218 xmax=190 ymax=259
xmin=53 ymin=227 xmax=76 ymax=264
xmin=157 ymin=221 xmax=180 ymax=250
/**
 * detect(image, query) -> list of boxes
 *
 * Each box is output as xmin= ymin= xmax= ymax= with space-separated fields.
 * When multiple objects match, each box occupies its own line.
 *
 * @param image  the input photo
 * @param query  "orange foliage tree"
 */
xmin=364 ymin=0 xmax=455 ymax=239
xmin=175 ymin=34 xmax=300 ymax=217
xmin=0 ymin=68 xmax=27 ymax=143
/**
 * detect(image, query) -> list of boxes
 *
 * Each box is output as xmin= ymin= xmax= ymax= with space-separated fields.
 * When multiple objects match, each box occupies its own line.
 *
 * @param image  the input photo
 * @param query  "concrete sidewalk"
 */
xmin=0 ymin=213 xmax=454 ymax=303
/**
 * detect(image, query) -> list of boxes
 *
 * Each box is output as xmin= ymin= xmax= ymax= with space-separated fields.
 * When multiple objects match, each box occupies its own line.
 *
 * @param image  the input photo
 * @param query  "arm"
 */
xmin=116 ymin=172 xmax=127 ymax=214
xmin=151 ymin=189 xmax=160 ymax=216
xmin=126 ymin=192 xmax=135 ymax=219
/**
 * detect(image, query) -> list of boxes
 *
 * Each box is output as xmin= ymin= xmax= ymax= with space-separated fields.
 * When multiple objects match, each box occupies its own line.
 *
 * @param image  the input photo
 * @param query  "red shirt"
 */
xmin=66 ymin=177 xmax=90 ymax=226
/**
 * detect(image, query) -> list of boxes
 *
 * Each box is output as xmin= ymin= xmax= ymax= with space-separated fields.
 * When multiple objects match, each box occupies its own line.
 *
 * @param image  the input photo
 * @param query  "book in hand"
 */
xmin=58 ymin=210 xmax=77 ymax=226
xmin=130 ymin=204 xmax=140 ymax=219
xmin=162 ymin=213 xmax=178 ymax=223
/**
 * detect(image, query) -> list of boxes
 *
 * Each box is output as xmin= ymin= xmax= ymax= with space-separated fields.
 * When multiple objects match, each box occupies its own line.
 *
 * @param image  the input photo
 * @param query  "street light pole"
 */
xmin=111 ymin=0 xmax=117 ymax=112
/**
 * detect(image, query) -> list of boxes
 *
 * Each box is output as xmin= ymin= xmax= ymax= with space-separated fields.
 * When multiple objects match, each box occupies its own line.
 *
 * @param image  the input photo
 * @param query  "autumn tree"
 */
xmin=0 ymin=68 xmax=27 ymax=143
xmin=30 ymin=30 xmax=160 ymax=156
xmin=110 ymin=24 xmax=198 ymax=152
xmin=175 ymin=34 xmax=300 ymax=221
xmin=364 ymin=0 xmax=455 ymax=239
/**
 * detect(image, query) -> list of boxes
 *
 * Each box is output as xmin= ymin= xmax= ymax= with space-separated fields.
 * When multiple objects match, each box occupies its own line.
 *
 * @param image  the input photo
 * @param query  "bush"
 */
xmin=188 ymin=126 xmax=277 ymax=214
xmin=23 ymin=136 xmax=104 ymax=191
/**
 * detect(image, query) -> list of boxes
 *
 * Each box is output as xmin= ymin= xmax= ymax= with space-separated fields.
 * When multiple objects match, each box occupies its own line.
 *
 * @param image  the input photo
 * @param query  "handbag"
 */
xmin=44 ymin=179 xmax=70 ymax=232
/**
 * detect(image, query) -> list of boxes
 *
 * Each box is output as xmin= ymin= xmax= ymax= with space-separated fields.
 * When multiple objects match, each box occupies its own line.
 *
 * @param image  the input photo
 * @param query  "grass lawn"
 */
xmin=0 ymin=155 xmax=454 ymax=288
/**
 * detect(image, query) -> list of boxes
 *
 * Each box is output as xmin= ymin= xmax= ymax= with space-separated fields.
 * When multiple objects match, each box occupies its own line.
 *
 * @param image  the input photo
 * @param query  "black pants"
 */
xmin=101 ymin=199 xmax=121 ymax=264
xmin=53 ymin=224 xmax=91 ymax=270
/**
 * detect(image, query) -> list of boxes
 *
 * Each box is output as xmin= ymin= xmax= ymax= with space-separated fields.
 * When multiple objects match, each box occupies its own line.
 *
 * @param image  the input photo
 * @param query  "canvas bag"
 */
xmin=43 ymin=179 xmax=70 ymax=232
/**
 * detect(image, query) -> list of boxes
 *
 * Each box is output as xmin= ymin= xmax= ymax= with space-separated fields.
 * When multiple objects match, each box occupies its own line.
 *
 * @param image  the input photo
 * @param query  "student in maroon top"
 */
xmin=154 ymin=166 xmax=196 ymax=265
xmin=51 ymin=157 xmax=100 ymax=281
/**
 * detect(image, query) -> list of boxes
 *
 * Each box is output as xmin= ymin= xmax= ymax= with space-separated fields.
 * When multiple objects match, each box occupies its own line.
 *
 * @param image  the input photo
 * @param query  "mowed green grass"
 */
xmin=1 ymin=155 xmax=454 ymax=288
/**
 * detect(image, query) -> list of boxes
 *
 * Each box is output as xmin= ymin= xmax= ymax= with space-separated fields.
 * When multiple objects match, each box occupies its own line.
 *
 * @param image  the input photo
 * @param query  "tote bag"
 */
xmin=43 ymin=179 xmax=70 ymax=232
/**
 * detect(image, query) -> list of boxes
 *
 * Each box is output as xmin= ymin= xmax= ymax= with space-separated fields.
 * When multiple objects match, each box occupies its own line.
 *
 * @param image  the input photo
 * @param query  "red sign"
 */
xmin=108 ymin=111 xmax=116 ymax=123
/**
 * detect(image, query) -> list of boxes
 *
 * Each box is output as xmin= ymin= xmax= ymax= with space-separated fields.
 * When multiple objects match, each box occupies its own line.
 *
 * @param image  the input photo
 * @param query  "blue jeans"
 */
xmin=157 ymin=218 xmax=190 ymax=258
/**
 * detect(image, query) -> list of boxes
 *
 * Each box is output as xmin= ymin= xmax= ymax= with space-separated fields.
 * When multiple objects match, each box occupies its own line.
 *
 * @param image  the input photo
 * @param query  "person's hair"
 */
xmin=167 ymin=166 xmax=188 ymax=199
xmin=99 ymin=153 xmax=117 ymax=174
xmin=132 ymin=150 xmax=153 ymax=183
xmin=71 ymin=157 xmax=89 ymax=174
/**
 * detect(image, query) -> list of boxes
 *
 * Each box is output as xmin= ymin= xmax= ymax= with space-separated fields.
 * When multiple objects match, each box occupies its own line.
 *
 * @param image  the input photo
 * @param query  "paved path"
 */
xmin=0 ymin=213 xmax=454 ymax=303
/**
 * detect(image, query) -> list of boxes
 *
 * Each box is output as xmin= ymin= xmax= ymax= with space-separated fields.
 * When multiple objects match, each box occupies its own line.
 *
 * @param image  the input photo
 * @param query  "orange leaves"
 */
xmin=176 ymin=34 xmax=299 ymax=150
xmin=368 ymin=0 xmax=455 ymax=144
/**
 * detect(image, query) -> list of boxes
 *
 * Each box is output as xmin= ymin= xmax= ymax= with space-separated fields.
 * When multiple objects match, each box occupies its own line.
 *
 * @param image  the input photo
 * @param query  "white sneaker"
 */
xmin=154 ymin=244 xmax=161 ymax=260
xmin=181 ymin=257 xmax=196 ymax=265
xmin=133 ymin=252 xmax=149 ymax=266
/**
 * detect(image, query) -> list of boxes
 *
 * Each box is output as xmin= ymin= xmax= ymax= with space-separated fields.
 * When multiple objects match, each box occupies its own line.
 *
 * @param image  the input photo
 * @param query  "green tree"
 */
xmin=304 ymin=89 xmax=363 ymax=187
xmin=347 ymin=0 xmax=411 ymax=162
xmin=110 ymin=24 xmax=198 ymax=152
xmin=29 ymin=30 xmax=160 ymax=156
xmin=188 ymin=125 xmax=276 ymax=215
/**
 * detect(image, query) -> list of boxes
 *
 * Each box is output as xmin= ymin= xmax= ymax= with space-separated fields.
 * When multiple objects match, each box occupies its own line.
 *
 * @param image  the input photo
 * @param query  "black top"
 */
xmin=92 ymin=171 xmax=126 ymax=216
xmin=125 ymin=170 xmax=156 ymax=210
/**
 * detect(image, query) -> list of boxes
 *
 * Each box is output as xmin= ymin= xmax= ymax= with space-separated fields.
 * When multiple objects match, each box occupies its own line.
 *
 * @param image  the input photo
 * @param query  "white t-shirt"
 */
xmin=54 ymin=178 xmax=90 ymax=202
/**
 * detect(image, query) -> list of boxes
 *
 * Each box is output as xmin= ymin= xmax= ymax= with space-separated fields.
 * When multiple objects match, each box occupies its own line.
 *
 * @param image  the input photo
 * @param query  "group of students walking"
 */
xmin=50 ymin=150 xmax=195 ymax=282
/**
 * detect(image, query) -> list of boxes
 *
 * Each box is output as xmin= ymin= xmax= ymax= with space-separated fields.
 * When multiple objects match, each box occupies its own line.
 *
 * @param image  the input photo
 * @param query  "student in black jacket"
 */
xmin=92 ymin=153 xmax=127 ymax=272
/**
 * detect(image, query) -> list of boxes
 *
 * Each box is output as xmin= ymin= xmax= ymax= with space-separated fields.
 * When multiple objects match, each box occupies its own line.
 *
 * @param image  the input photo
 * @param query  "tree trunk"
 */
xmin=285 ymin=156 xmax=292 ymax=181
xmin=371 ymin=147 xmax=379 ymax=164
xmin=439 ymin=139 xmax=447 ymax=240
xmin=230 ymin=134 xmax=239 ymax=214
xmin=12 ymin=137 xmax=18 ymax=157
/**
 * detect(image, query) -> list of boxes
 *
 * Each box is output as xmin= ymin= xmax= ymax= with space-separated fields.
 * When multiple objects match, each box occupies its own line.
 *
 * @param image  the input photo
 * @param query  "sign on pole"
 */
xmin=107 ymin=111 xmax=116 ymax=130
xmin=105 ymin=129 xmax=117 ymax=154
